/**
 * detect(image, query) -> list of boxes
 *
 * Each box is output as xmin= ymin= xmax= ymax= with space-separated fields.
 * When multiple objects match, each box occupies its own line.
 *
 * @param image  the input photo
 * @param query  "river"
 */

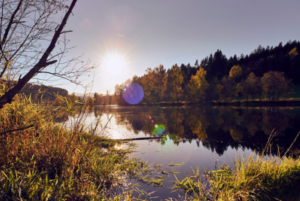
xmin=68 ymin=105 xmax=300 ymax=200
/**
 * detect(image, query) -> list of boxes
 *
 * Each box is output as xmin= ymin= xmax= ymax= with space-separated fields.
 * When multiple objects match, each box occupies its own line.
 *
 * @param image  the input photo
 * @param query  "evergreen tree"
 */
xmin=194 ymin=59 xmax=199 ymax=67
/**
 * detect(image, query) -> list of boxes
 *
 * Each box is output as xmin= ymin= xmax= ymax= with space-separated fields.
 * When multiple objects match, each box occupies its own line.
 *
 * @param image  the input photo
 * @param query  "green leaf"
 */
xmin=169 ymin=163 xmax=183 ymax=166
xmin=169 ymin=171 xmax=180 ymax=174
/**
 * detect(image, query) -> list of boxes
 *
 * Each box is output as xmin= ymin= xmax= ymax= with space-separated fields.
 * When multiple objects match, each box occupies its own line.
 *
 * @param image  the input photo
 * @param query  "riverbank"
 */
xmin=173 ymin=152 xmax=300 ymax=200
xmin=0 ymin=95 xmax=152 ymax=200
xmin=211 ymin=99 xmax=300 ymax=106
xmin=172 ymin=131 xmax=300 ymax=201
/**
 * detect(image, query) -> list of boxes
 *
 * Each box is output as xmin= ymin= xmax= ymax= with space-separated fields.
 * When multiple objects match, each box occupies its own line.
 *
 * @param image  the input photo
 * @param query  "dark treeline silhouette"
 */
xmin=21 ymin=83 xmax=68 ymax=101
xmin=0 ymin=79 xmax=68 ymax=101
xmin=115 ymin=40 xmax=300 ymax=104
xmin=91 ymin=105 xmax=300 ymax=156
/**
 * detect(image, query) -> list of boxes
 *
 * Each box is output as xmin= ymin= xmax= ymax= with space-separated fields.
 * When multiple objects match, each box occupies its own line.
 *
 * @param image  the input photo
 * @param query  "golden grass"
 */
xmin=0 ymin=92 xmax=150 ymax=200
xmin=173 ymin=153 xmax=300 ymax=201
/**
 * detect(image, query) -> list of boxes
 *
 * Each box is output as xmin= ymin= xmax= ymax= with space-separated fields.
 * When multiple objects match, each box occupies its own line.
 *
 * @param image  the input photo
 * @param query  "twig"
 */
xmin=0 ymin=124 xmax=34 ymax=135
xmin=113 ymin=136 xmax=165 ymax=141
xmin=100 ymin=115 xmax=113 ymax=134
xmin=281 ymin=131 xmax=300 ymax=159
xmin=262 ymin=129 xmax=276 ymax=155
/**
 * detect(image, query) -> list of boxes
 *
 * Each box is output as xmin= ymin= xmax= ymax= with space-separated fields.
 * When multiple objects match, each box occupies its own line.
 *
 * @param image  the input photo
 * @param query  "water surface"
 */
xmin=74 ymin=105 xmax=300 ymax=200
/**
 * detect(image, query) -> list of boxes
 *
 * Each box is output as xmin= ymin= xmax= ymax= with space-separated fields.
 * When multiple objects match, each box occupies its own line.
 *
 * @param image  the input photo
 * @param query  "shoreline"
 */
xmin=98 ymin=99 xmax=300 ymax=107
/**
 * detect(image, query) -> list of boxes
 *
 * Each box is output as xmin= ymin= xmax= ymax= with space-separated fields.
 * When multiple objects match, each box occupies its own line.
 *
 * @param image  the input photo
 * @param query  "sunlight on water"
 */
xmin=110 ymin=130 xmax=123 ymax=139
xmin=114 ymin=144 xmax=127 ymax=150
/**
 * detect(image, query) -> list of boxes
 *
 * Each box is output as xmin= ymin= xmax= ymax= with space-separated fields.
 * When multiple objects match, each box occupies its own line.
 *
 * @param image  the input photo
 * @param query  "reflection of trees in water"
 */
xmin=261 ymin=108 xmax=291 ymax=136
xmin=187 ymin=107 xmax=210 ymax=141
xmin=90 ymin=106 xmax=300 ymax=156
xmin=167 ymin=108 xmax=185 ymax=137
xmin=230 ymin=128 xmax=243 ymax=141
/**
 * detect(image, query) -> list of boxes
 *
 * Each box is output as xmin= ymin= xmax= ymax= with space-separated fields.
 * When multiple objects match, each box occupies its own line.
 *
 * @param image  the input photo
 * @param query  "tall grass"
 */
xmin=173 ymin=145 xmax=300 ymax=201
xmin=0 ymin=91 xmax=151 ymax=200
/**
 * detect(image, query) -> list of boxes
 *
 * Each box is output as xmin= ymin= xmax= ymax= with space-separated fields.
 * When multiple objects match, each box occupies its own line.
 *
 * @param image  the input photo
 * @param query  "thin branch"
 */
xmin=61 ymin=30 xmax=72 ymax=34
xmin=114 ymin=136 xmax=166 ymax=141
xmin=38 ymin=70 xmax=84 ymax=86
xmin=0 ymin=0 xmax=23 ymax=50
xmin=0 ymin=59 xmax=10 ymax=78
xmin=0 ymin=124 xmax=34 ymax=135
xmin=0 ymin=0 xmax=78 ymax=109
xmin=281 ymin=131 xmax=300 ymax=159
xmin=0 ymin=0 xmax=5 ymax=44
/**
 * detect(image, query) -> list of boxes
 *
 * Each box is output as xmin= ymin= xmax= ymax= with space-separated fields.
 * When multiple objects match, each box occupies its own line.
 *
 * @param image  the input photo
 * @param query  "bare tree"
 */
xmin=0 ymin=0 xmax=93 ymax=108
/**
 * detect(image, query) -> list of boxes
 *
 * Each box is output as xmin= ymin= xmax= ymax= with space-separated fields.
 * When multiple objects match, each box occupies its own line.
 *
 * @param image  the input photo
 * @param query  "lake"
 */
xmin=69 ymin=105 xmax=300 ymax=200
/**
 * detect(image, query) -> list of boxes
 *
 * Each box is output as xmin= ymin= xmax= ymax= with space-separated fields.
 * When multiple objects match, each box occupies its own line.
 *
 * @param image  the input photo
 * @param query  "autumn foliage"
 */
xmin=114 ymin=42 xmax=299 ymax=104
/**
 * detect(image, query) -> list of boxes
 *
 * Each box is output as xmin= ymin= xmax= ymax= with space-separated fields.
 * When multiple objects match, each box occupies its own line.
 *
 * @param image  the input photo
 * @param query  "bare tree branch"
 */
xmin=0 ymin=0 xmax=78 ymax=108
xmin=0 ymin=0 xmax=23 ymax=51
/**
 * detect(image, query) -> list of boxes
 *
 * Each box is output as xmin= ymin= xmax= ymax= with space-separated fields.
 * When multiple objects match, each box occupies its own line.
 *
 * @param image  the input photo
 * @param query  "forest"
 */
xmin=113 ymin=40 xmax=300 ymax=105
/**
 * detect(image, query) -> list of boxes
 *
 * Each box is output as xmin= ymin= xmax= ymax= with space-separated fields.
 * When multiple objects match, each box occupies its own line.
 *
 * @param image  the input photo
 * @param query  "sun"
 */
xmin=100 ymin=52 xmax=128 ymax=77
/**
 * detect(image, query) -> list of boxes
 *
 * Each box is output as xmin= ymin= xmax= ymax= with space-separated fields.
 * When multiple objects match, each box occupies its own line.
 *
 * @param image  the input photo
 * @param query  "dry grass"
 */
xmin=173 ymin=136 xmax=300 ymax=201
xmin=0 ymin=92 xmax=150 ymax=200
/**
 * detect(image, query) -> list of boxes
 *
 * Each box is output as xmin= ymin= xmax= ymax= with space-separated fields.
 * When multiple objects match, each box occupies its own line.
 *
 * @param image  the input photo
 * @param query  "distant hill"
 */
xmin=20 ymin=83 xmax=68 ymax=101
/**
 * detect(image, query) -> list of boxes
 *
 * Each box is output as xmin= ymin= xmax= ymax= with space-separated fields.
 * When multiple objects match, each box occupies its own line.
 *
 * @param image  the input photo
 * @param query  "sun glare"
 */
xmin=100 ymin=52 xmax=128 ymax=77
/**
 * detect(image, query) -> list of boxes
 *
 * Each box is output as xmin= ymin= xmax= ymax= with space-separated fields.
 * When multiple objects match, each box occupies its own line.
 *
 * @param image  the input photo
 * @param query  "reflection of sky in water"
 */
xmin=65 ymin=105 xmax=300 ymax=200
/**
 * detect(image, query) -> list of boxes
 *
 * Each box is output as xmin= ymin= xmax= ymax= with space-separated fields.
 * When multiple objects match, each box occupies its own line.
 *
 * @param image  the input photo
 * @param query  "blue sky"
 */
xmin=50 ymin=0 xmax=300 ymax=94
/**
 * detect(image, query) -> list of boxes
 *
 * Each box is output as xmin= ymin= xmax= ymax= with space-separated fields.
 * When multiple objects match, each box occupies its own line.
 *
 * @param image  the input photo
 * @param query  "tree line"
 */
xmin=114 ymin=40 xmax=300 ymax=104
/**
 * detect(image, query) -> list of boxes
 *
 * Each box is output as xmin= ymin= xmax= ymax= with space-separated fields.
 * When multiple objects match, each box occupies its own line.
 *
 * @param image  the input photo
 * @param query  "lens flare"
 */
xmin=122 ymin=83 xmax=144 ymax=104
xmin=152 ymin=124 xmax=166 ymax=136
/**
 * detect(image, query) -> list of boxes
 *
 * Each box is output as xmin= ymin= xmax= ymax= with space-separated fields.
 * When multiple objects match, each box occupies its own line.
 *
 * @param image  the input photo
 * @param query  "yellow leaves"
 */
xmin=140 ymin=65 xmax=167 ymax=103
xmin=4 ymin=60 xmax=13 ymax=68
xmin=168 ymin=64 xmax=184 ymax=101
xmin=289 ymin=47 xmax=298 ymax=57
xmin=188 ymin=67 xmax=208 ymax=101
xmin=190 ymin=67 xmax=208 ymax=88
xmin=229 ymin=65 xmax=242 ymax=80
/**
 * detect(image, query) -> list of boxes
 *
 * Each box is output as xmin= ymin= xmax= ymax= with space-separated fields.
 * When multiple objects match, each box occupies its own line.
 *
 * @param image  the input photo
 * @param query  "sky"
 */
xmin=51 ymin=0 xmax=300 ymax=95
